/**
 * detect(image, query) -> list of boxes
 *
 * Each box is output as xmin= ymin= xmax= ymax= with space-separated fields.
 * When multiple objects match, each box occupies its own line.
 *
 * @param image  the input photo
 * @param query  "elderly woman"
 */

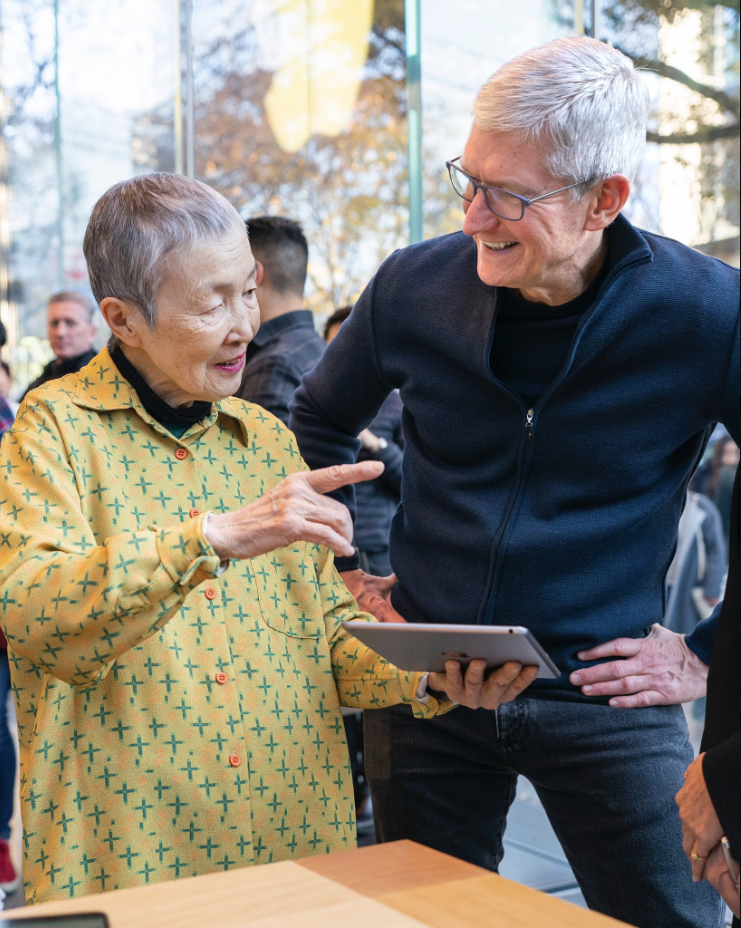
xmin=0 ymin=174 xmax=534 ymax=905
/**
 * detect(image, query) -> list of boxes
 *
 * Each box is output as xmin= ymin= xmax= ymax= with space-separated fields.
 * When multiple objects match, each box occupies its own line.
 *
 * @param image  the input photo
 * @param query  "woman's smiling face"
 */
xmin=115 ymin=227 xmax=259 ymax=406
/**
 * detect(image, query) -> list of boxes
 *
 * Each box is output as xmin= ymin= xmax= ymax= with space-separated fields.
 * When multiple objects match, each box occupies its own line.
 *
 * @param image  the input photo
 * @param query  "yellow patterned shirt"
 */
xmin=0 ymin=349 xmax=448 ymax=904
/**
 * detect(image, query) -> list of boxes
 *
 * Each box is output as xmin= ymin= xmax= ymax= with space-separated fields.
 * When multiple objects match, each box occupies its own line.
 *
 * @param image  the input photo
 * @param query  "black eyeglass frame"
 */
xmin=446 ymin=157 xmax=593 ymax=221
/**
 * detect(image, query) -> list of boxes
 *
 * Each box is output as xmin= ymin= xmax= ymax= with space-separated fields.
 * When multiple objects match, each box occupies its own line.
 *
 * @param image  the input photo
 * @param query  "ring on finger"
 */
xmin=690 ymin=850 xmax=708 ymax=862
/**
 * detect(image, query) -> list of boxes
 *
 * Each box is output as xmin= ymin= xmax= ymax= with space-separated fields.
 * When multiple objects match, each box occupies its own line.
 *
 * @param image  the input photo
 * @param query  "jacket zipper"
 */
xmin=525 ymin=409 xmax=534 ymax=446
xmin=480 ymin=248 xmax=653 ymax=626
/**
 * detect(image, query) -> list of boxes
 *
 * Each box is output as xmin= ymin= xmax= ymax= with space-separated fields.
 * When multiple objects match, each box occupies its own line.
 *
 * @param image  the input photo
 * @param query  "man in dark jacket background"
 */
xmin=290 ymin=36 xmax=739 ymax=928
xmin=23 ymin=291 xmax=97 ymax=397
xmin=236 ymin=216 xmax=324 ymax=424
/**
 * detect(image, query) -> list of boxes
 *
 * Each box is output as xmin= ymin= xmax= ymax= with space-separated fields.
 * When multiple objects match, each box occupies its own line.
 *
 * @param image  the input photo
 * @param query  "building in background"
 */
xmin=0 ymin=0 xmax=738 ymax=382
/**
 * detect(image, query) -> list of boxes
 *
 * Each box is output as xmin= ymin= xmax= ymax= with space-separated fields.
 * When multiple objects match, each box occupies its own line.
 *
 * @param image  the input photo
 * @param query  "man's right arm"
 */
xmin=290 ymin=272 xmax=394 ymax=570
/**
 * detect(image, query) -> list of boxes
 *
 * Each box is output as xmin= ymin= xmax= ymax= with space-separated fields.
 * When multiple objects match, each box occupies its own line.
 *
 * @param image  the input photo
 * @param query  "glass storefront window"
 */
xmin=1 ymin=0 xmax=178 ymax=387
xmin=419 ymin=0 xmax=574 ymax=241
xmin=1 ymin=0 xmax=737 ymax=390
xmin=190 ymin=0 xmax=409 ymax=314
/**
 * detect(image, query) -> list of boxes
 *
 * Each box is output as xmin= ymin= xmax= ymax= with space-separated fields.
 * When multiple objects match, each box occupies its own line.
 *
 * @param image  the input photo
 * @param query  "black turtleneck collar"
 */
xmin=110 ymin=346 xmax=212 ymax=432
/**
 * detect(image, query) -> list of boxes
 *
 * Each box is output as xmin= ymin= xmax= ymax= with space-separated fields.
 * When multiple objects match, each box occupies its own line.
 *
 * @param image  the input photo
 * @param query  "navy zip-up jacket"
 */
xmin=290 ymin=215 xmax=740 ymax=688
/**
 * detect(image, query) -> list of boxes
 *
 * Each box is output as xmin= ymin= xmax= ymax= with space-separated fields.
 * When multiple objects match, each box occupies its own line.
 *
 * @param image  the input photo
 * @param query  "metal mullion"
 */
xmin=405 ymin=0 xmax=422 ymax=244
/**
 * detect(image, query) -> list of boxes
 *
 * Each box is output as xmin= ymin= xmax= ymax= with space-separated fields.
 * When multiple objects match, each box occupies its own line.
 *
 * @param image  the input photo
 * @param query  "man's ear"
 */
xmin=99 ymin=297 xmax=145 ymax=348
xmin=254 ymin=260 xmax=265 ymax=287
xmin=584 ymin=175 xmax=631 ymax=232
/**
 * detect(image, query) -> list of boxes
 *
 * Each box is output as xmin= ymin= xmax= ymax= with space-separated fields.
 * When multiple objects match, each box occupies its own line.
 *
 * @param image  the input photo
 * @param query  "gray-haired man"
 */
xmin=290 ymin=37 xmax=739 ymax=927
xmin=23 ymin=291 xmax=98 ymax=397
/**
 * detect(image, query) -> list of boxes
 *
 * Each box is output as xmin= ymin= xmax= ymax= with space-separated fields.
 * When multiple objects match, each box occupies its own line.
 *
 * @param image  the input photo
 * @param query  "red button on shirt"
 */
xmin=175 ymin=448 xmax=188 ymax=460
xmin=189 ymin=508 xmax=200 ymax=518
xmin=228 ymin=754 xmax=241 ymax=768
xmin=215 ymin=672 xmax=228 ymax=685
xmin=204 ymin=587 xmax=217 ymax=600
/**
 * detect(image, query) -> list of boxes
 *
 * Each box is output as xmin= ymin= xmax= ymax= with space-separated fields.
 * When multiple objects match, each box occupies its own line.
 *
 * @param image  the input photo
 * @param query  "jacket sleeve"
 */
xmin=703 ymin=733 xmax=740 ymax=860
xmin=290 ymin=271 xmax=395 ymax=572
xmin=685 ymin=600 xmax=721 ymax=664
xmin=311 ymin=543 xmax=452 ymax=719
xmin=716 ymin=312 xmax=740 ymax=446
xmin=0 ymin=399 xmax=221 ymax=688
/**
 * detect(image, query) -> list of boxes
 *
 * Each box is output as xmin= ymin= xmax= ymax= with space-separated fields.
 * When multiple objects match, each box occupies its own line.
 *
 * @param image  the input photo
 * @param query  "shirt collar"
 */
xmin=250 ymin=309 xmax=316 ymax=347
xmin=72 ymin=348 xmax=251 ymax=445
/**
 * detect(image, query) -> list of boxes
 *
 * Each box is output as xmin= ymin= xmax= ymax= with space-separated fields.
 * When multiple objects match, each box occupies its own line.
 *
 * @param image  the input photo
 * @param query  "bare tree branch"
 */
xmin=617 ymin=48 xmax=740 ymax=119
xmin=647 ymin=123 xmax=740 ymax=143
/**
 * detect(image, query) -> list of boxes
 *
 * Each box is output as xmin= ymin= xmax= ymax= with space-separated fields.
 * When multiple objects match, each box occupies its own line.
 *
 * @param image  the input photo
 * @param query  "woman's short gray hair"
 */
xmin=473 ymin=37 xmax=649 ymax=191
xmin=83 ymin=173 xmax=245 ymax=329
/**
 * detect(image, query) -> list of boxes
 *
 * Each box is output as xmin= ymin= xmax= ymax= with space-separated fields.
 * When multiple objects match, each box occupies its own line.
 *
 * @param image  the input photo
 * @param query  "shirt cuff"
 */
xmin=154 ymin=515 xmax=221 ymax=587
xmin=685 ymin=603 xmax=721 ymax=665
xmin=405 ymin=671 xmax=456 ymax=719
xmin=335 ymin=552 xmax=361 ymax=573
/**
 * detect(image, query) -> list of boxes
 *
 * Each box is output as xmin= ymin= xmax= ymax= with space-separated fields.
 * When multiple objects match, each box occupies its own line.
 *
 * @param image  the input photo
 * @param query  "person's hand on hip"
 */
xmin=340 ymin=569 xmax=407 ymax=623
xmin=568 ymin=624 xmax=708 ymax=707
xmin=676 ymin=753 xmax=723 ymax=882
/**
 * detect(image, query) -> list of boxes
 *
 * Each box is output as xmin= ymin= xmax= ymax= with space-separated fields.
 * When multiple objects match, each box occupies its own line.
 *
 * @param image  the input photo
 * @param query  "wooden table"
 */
xmin=8 ymin=840 xmax=634 ymax=927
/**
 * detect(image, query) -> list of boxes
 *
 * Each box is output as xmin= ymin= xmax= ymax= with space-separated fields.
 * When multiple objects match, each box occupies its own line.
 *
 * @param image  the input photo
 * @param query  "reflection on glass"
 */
xmin=420 ymin=0 xmax=573 ymax=241
xmin=603 ymin=0 xmax=739 ymax=261
xmin=191 ymin=0 xmax=408 ymax=313
xmin=1 ymin=0 xmax=178 ymax=385
xmin=264 ymin=0 xmax=375 ymax=153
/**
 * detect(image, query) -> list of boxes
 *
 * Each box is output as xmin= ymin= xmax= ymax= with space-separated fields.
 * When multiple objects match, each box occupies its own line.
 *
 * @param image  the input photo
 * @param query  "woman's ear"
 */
xmin=99 ymin=297 xmax=145 ymax=348
xmin=584 ymin=175 xmax=632 ymax=232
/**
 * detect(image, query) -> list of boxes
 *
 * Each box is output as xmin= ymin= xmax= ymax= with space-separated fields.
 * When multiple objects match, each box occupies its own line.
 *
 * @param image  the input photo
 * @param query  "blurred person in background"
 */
xmin=235 ymin=216 xmax=325 ymax=425
xmin=325 ymin=307 xmax=404 ymax=578
xmin=325 ymin=306 xmax=405 ymax=835
xmin=0 ymin=324 xmax=18 ymax=895
xmin=707 ymin=438 xmax=739 ymax=549
xmin=0 ymin=622 xmax=17 ymax=896
xmin=22 ymin=291 xmax=97 ymax=397
xmin=0 ymin=362 xmax=19 ymax=423
xmin=677 ymin=466 xmax=740 ymax=924
xmin=664 ymin=490 xmax=726 ymax=635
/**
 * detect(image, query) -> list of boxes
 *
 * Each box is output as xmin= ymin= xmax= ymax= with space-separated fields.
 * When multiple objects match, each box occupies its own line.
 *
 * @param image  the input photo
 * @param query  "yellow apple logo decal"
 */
xmin=264 ymin=0 xmax=375 ymax=153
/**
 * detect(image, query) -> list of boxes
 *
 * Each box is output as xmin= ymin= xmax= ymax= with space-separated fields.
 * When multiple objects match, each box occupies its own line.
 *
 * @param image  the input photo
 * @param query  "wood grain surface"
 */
xmin=7 ymin=840 xmax=635 ymax=927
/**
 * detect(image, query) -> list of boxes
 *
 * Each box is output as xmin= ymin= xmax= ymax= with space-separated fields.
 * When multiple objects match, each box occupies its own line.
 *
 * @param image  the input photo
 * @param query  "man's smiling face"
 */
xmin=460 ymin=125 xmax=601 ymax=304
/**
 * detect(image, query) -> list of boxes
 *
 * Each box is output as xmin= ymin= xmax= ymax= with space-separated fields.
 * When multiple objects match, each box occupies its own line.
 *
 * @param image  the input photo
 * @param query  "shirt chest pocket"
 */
xmin=250 ymin=551 xmax=324 ymax=639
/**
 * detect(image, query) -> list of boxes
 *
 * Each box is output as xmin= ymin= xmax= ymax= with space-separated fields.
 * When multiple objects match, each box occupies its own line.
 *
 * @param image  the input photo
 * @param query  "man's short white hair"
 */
xmin=473 ymin=37 xmax=649 ymax=189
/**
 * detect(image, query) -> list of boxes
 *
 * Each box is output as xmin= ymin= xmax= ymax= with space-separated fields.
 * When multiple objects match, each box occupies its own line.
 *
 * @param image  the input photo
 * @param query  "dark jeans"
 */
xmin=364 ymin=693 xmax=724 ymax=928
xmin=0 ymin=651 xmax=15 ymax=841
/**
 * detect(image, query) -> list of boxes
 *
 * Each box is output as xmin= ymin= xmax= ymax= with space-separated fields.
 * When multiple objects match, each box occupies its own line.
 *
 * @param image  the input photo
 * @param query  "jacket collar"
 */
xmin=250 ymin=309 xmax=315 ymax=348
xmin=73 ymin=348 xmax=250 ymax=444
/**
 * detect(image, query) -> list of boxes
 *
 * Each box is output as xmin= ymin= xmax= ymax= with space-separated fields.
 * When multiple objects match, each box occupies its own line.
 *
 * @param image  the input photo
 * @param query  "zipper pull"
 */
xmin=525 ymin=409 xmax=534 ymax=446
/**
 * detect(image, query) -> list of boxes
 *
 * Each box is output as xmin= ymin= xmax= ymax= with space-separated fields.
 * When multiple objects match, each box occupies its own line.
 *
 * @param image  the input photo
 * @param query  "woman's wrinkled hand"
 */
xmin=429 ymin=659 xmax=539 ymax=710
xmin=204 ymin=461 xmax=384 ymax=560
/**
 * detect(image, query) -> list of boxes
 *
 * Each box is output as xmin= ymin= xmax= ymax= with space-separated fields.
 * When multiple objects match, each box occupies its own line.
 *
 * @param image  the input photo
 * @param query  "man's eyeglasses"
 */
xmin=446 ymin=157 xmax=592 ymax=222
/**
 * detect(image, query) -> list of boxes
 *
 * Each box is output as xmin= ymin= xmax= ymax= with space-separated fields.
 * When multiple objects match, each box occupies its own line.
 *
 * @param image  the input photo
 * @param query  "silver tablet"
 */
xmin=341 ymin=621 xmax=560 ymax=679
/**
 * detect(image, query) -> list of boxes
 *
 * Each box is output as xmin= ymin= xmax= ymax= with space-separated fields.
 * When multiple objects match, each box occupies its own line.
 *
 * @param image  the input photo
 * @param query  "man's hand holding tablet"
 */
xmin=429 ymin=659 xmax=539 ymax=710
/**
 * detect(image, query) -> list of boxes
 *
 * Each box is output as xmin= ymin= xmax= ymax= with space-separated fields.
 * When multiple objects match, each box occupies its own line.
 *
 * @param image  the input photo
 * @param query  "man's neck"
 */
xmin=518 ymin=233 xmax=608 ymax=307
xmin=258 ymin=289 xmax=305 ymax=324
